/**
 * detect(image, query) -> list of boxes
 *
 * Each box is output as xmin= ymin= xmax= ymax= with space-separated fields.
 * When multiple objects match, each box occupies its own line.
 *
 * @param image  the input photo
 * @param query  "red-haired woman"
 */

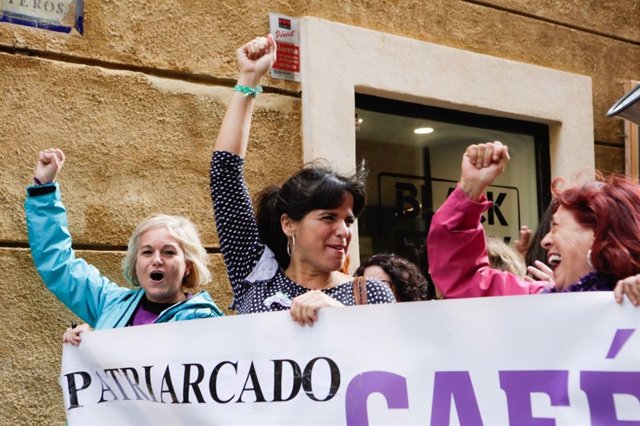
xmin=427 ymin=141 xmax=640 ymax=305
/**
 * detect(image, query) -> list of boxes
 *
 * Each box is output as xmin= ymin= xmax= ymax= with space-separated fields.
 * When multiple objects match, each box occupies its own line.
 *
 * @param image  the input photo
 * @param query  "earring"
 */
xmin=587 ymin=249 xmax=593 ymax=268
xmin=287 ymin=235 xmax=296 ymax=257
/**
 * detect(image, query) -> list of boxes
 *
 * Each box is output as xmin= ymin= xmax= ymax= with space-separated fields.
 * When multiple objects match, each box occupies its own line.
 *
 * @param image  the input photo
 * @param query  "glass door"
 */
xmin=355 ymin=94 xmax=550 ymax=281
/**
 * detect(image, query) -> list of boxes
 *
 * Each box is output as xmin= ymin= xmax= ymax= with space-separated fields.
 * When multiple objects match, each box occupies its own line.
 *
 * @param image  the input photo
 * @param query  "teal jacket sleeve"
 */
xmin=25 ymin=183 xmax=128 ymax=327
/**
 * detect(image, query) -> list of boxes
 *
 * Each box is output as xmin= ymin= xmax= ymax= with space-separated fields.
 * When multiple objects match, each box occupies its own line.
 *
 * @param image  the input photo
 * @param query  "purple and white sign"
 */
xmin=60 ymin=293 xmax=639 ymax=425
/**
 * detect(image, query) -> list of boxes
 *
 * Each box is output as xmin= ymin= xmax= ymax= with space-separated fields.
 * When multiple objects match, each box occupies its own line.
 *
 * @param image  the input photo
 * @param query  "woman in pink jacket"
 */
xmin=427 ymin=141 xmax=640 ymax=304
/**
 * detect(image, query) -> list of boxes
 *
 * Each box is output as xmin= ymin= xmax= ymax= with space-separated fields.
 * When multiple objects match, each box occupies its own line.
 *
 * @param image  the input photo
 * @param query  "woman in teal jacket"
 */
xmin=25 ymin=148 xmax=223 ymax=335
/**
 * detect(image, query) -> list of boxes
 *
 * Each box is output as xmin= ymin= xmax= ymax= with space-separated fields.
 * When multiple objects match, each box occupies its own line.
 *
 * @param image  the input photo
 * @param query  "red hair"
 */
xmin=551 ymin=174 xmax=640 ymax=279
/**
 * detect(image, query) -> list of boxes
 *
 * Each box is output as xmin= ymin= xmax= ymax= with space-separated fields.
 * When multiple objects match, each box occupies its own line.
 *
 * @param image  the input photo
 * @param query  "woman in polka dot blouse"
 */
xmin=210 ymin=35 xmax=396 ymax=326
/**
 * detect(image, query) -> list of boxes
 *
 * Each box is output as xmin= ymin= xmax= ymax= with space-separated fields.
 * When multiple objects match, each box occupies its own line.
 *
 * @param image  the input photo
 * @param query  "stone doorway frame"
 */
xmin=299 ymin=17 xmax=594 ymax=268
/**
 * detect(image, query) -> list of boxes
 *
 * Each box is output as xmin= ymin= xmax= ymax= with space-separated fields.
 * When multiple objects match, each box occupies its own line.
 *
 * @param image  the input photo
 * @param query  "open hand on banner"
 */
xmin=290 ymin=290 xmax=344 ymax=326
xmin=62 ymin=323 xmax=91 ymax=346
xmin=614 ymin=274 xmax=640 ymax=306
xmin=34 ymin=148 xmax=65 ymax=184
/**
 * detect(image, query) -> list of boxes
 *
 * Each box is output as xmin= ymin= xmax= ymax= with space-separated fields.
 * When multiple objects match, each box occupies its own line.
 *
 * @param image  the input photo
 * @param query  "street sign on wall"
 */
xmin=1 ymin=0 xmax=83 ymax=34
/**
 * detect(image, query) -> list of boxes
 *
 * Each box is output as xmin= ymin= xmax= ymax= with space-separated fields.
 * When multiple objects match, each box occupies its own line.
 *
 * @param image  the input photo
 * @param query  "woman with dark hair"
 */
xmin=255 ymin=162 xmax=367 ymax=271
xmin=210 ymin=35 xmax=395 ymax=326
xmin=515 ymin=201 xmax=556 ymax=281
xmin=354 ymin=253 xmax=430 ymax=302
xmin=427 ymin=140 xmax=640 ymax=302
xmin=524 ymin=203 xmax=554 ymax=268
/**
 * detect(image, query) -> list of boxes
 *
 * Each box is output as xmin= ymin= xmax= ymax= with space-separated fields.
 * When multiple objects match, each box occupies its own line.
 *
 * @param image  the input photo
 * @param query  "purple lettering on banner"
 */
xmin=606 ymin=329 xmax=636 ymax=359
xmin=580 ymin=371 xmax=640 ymax=425
xmin=499 ymin=370 xmax=569 ymax=425
xmin=430 ymin=371 xmax=483 ymax=426
xmin=345 ymin=371 xmax=408 ymax=426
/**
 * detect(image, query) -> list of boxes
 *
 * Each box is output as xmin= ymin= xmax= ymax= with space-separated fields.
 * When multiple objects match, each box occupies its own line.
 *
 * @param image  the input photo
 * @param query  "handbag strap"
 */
xmin=353 ymin=276 xmax=368 ymax=305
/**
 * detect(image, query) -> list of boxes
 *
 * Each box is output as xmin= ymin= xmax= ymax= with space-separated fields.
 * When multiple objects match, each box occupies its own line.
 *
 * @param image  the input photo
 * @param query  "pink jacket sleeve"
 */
xmin=427 ymin=185 xmax=547 ymax=298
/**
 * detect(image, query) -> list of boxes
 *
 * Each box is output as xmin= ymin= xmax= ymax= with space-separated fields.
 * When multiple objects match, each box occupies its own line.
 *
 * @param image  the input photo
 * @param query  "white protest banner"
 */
xmin=60 ymin=293 xmax=640 ymax=425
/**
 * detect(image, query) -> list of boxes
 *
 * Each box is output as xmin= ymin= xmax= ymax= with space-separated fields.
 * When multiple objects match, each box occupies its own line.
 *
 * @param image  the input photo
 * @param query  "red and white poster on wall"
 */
xmin=269 ymin=13 xmax=300 ymax=82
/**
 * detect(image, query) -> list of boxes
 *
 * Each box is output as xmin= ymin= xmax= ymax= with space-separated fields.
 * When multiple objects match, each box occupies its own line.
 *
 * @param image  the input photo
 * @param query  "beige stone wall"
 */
xmin=0 ymin=0 xmax=637 ymax=423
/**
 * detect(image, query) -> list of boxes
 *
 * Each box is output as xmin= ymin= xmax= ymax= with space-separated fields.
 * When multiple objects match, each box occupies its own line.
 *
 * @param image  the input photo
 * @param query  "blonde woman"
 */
xmin=486 ymin=236 xmax=527 ymax=278
xmin=26 ymin=149 xmax=222 ymax=343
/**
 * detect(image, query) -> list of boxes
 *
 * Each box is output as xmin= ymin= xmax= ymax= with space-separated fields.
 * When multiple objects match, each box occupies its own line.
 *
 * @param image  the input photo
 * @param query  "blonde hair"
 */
xmin=122 ymin=214 xmax=212 ymax=290
xmin=486 ymin=236 xmax=526 ymax=277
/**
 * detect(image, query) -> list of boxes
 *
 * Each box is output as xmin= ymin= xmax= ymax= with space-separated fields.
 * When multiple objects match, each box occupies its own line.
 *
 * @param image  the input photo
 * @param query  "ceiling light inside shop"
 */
xmin=414 ymin=127 xmax=434 ymax=134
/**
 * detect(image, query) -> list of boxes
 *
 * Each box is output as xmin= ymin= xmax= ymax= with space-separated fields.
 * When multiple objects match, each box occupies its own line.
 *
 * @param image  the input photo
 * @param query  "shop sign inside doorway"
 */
xmin=380 ymin=173 xmax=521 ymax=244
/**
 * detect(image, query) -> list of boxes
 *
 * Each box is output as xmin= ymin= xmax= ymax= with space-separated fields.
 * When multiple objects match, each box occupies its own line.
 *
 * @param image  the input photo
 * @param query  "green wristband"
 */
xmin=233 ymin=84 xmax=263 ymax=98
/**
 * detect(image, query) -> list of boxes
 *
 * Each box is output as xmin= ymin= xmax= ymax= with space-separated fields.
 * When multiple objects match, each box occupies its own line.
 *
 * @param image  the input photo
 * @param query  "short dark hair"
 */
xmin=256 ymin=161 xmax=367 ymax=269
xmin=354 ymin=253 xmax=429 ymax=302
